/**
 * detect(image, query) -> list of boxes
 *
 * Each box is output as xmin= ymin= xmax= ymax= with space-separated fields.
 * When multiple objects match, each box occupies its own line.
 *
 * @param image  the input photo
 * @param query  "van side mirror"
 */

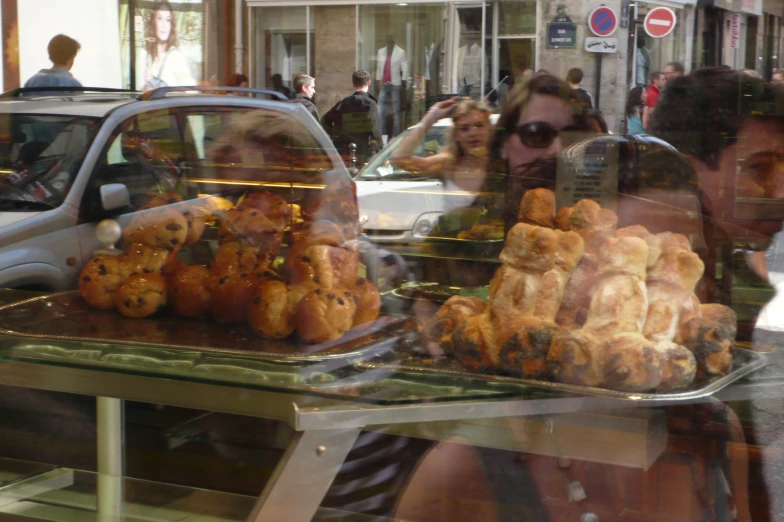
xmin=100 ymin=183 xmax=131 ymax=212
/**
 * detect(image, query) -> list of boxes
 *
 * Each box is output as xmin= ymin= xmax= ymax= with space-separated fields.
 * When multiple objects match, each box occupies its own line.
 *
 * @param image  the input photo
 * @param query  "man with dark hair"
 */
xmin=24 ymin=34 xmax=82 ymax=88
xmin=664 ymin=62 xmax=685 ymax=80
xmin=642 ymin=71 xmax=665 ymax=130
xmin=566 ymin=67 xmax=593 ymax=108
xmin=322 ymin=70 xmax=383 ymax=166
xmin=292 ymin=74 xmax=318 ymax=120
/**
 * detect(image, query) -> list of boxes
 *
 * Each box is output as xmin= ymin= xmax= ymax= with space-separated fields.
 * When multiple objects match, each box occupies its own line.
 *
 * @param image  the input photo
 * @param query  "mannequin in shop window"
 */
xmin=457 ymin=38 xmax=483 ymax=98
xmin=425 ymin=40 xmax=443 ymax=99
xmin=375 ymin=35 xmax=409 ymax=140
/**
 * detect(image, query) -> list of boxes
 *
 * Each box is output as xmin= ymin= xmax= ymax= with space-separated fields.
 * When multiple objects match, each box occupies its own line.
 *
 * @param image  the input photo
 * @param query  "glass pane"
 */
xmin=498 ymin=0 xmax=537 ymax=35
xmin=253 ymin=6 xmax=311 ymax=98
xmin=358 ymin=4 xmax=446 ymax=138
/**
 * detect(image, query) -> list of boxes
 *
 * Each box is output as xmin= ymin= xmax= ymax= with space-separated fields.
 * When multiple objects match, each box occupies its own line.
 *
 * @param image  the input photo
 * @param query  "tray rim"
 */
xmin=357 ymin=347 xmax=768 ymax=402
xmin=0 ymin=290 xmax=413 ymax=363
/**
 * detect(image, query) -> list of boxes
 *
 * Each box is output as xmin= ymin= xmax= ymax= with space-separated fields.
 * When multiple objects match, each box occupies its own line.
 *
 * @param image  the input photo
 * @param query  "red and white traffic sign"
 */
xmin=644 ymin=7 xmax=677 ymax=38
xmin=588 ymin=6 xmax=618 ymax=37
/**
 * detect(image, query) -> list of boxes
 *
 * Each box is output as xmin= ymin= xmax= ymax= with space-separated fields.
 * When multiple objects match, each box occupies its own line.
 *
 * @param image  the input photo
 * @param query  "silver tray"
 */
xmin=0 ymin=291 xmax=415 ymax=363
xmin=357 ymin=347 xmax=768 ymax=402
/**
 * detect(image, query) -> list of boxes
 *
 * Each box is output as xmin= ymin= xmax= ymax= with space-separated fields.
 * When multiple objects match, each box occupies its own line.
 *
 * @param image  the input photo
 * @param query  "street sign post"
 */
xmin=643 ymin=7 xmax=677 ymax=38
xmin=588 ymin=7 xmax=618 ymax=37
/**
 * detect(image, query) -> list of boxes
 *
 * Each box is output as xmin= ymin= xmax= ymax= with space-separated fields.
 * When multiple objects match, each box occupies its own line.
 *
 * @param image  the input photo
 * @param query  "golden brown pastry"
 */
xmin=284 ymin=243 xmax=360 ymax=288
xmin=555 ymin=206 xmax=574 ymax=231
xmin=548 ymin=329 xmax=604 ymax=387
xmin=603 ymin=333 xmax=663 ymax=392
xmin=497 ymin=316 xmax=558 ymax=379
xmin=489 ymin=264 xmax=542 ymax=319
xmin=296 ymin=287 xmax=357 ymax=344
xmin=655 ymin=341 xmax=697 ymax=391
xmin=210 ymin=240 xmax=275 ymax=284
xmin=169 ymin=264 xmax=212 ymax=318
xmin=616 ymin=225 xmax=662 ymax=269
xmin=290 ymin=219 xmax=346 ymax=248
xmin=145 ymin=192 xmax=183 ymax=208
xmin=423 ymin=295 xmax=487 ymax=354
xmin=124 ymin=207 xmax=189 ymax=250
xmin=210 ymin=272 xmax=260 ymax=325
xmin=216 ymin=207 xmax=284 ymax=252
xmin=452 ymin=312 xmax=500 ymax=372
xmin=699 ymin=303 xmax=737 ymax=339
xmin=499 ymin=223 xmax=560 ymax=272
xmin=554 ymin=256 xmax=597 ymax=328
xmin=517 ymin=188 xmax=556 ymax=228
xmin=680 ymin=316 xmax=734 ymax=376
xmin=79 ymin=255 xmax=126 ymax=310
xmin=238 ymin=190 xmax=292 ymax=229
xmin=114 ymin=273 xmax=168 ymax=319
xmin=347 ymin=278 xmax=381 ymax=328
xmin=248 ymin=279 xmax=295 ymax=339
xmin=181 ymin=208 xmax=206 ymax=247
xmin=119 ymin=242 xmax=173 ymax=279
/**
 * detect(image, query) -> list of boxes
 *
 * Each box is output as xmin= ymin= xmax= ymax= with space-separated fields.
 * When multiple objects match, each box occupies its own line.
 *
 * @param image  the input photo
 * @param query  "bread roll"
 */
xmin=646 ymin=248 xmax=704 ymax=289
xmin=595 ymin=236 xmax=649 ymax=280
xmin=169 ymin=264 xmax=211 ymax=318
xmin=115 ymin=273 xmax=167 ymax=318
xmin=238 ymin=190 xmax=291 ymax=229
xmin=285 ymin=244 xmax=360 ymax=288
xmin=603 ymin=333 xmax=663 ymax=392
xmin=217 ymin=207 xmax=284 ymax=252
xmin=248 ymin=279 xmax=295 ymax=339
xmin=548 ymin=329 xmax=604 ymax=387
xmin=554 ymin=256 xmax=597 ymax=328
xmin=680 ymin=316 xmax=734 ymax=376
xmin=517 ymin=188 xmax=555 ymax=228
xmin=124 ymin=207 xmax=188 ymax=250
xmin=79 ymin=255 xmax=126 ymax=310
xmin=453 ymin=312 xmax=500 ymax=372
xmin=499 ymin=223 xmax=560 ymax=272
xmin=699 ymin=303 xmax=737 ymax=339
xmin=655 ymin=341 xmax=697 ymax=391
xmin=583 ymin=274 xmax=649 ymax=334
xmin=423 ymin=295 xmax=487 ymax=354
xmin=119 ymin=243 xmax=172 ymax=279
xmin=296 ymin=287 xmax=357 ymax=344
xmin=497 ymin=316 xmax=558 ymax=379
xmin=210 ymin=273 xmax=260 ymax=325
xmin=347 ymin=278 xmax=381 ymax=328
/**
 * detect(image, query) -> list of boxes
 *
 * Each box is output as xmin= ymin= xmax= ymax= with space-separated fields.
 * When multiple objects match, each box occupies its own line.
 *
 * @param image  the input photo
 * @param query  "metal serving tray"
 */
xmin=0 ymin=291 xmax=416 ymax=364
xmin=357 ymin=347 xmax=768 ymax=402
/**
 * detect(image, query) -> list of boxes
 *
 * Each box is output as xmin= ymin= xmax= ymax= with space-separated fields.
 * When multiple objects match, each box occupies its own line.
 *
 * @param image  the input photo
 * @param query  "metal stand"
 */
xmin=96 ymin=397 xmax=124 ymax=520
xmin=246 ymin=427 xmax=361 ymax=522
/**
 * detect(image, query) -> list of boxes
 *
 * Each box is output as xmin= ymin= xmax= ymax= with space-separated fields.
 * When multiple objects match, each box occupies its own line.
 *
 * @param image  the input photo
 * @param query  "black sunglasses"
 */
xmin=511 ymin=121 xmax=582 ymax=148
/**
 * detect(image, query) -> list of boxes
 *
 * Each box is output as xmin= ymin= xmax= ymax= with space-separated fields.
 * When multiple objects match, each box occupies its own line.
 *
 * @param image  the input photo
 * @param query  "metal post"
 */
xmin=129 ymin=0 xmax=136 ymax=90
xmin=594 ymin=53 xmax=603 ymax=110
xmin=97 ymin=396 xmax=124 ymax=520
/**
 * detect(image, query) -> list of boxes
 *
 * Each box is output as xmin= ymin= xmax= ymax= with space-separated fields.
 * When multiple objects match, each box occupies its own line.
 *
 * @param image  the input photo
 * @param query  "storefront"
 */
xmin=247 ymin=0 xmax=538 ymax=135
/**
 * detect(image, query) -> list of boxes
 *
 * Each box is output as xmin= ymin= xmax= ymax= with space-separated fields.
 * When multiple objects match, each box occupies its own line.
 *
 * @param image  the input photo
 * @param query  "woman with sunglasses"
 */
xmin=390 ymin=97 xmax=494 ymax=185
xmin=497 ymin=73 xmax=595 ymax=231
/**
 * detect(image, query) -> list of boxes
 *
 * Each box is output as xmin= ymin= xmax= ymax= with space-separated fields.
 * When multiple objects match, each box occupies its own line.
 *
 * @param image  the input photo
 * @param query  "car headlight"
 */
xmin=413 ymin=212 xmax=443 ymax=237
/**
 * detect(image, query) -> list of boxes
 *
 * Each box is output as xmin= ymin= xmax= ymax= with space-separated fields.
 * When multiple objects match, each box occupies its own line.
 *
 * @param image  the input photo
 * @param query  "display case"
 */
xmin=1 ymin=69 xmax=784 ymax=522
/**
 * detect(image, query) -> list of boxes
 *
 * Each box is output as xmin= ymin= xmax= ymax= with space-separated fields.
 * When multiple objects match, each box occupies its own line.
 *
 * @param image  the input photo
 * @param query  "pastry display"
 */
xmin=77 ymin=188 xmax=380 ymax=344
xmin=425 ymin=188 xmax=740 ymax=393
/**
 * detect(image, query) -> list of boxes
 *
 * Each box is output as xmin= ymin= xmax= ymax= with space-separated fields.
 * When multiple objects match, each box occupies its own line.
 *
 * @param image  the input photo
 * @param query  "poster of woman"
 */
xmin=131 ymin=0 xmax=203 ymax=91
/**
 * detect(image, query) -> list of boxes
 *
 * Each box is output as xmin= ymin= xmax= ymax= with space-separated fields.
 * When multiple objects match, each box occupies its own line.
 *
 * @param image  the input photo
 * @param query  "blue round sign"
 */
xmin=588 ymin=7 xmax=617 ymax=37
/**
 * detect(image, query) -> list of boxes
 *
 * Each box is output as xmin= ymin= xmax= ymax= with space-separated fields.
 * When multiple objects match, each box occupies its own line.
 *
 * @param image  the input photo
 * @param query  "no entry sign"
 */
xmin=644 ymin=7 xmax=677 ymax=38
xmin=588 ymin=7 xmax=618 ymax=37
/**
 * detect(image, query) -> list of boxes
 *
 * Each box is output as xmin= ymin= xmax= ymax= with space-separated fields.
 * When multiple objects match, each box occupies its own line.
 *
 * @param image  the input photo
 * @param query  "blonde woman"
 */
xmin=390 ymin=97 xmax=493 ymax=193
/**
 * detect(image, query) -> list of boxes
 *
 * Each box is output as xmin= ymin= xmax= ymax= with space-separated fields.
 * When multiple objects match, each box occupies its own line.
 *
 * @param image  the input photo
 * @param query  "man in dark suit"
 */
xmin=322 ymin=70 xmax=383 ymax=167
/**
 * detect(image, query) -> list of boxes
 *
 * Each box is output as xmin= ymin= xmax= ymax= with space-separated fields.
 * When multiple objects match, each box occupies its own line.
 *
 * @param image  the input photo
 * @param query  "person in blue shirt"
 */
xmin=24 ymin=34 xmax=82 ymax=89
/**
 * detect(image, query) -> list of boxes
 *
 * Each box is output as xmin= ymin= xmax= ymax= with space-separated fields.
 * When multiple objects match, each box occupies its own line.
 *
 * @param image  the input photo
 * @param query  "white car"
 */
xmin=355 ymin=115 xmax=501 ymax=242
xmin=0 ymin=86 xmax=352 ymax=290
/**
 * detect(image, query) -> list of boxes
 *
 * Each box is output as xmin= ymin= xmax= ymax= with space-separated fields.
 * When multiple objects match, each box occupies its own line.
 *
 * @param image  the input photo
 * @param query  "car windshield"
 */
xmin=0 ymin=114 xmax=100 ymax=210
xmin=355 ymin=125 xmax=450 ymax=180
